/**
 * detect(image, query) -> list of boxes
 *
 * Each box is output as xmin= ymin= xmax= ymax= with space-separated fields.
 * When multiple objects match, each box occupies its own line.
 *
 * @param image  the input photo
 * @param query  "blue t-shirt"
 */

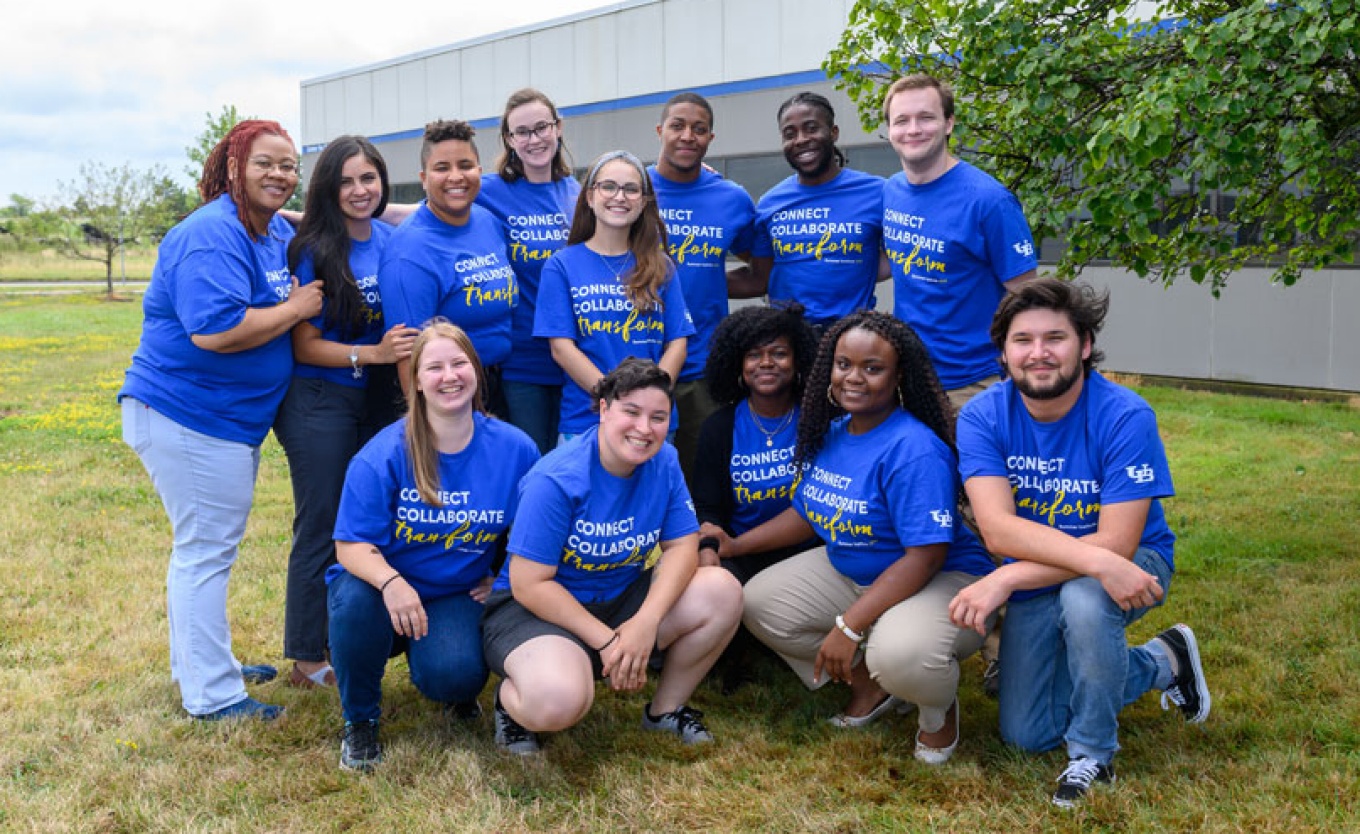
xmin=293 ymin=222 xmax=394 ymax=389
xmin=476 ymin=174 xmax=579 ymax=385
xmin=794 ymin=410 xmax=994 ymax=586
xmin=120 ymin=193 xmax=295 ymax=445
xmin=957 ymin=371 xmax=1176 ymax=601
xmin=729 ymin=401 xmax=800 ymax=535
xmin=533 ymin=243 xmax=695 ymax=434
xmin=331 ymin=413 xmax=539 ymax=599
xmin=649 ymin=167 xmax=755 ymax=382
xmin=494 ymin=426 xmax=699 ymax=604
xmin=884 ymin=162 xmax=1037 ymax=389
xmin=752 ymin=168 xmax=884 ymax=326
xmin=377 ymin=203 xmax=516 ymax=367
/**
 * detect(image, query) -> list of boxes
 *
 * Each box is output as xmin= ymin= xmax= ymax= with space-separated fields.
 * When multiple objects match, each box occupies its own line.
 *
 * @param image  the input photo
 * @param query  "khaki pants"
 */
xmin=743 ymin=546 xmax=990 ymax=733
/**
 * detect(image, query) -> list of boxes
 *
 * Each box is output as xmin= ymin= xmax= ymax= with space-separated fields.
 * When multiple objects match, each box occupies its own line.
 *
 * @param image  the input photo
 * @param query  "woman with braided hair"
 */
xmin=728 ymin=310 xmax=995 ymax=763
xmin=120 ymin=119 xmax=322 ymax=721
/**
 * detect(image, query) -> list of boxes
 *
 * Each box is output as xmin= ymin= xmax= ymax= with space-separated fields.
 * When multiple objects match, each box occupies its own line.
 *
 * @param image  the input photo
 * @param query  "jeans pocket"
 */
xmin=121 ymin=398 xmax=152 ymax=454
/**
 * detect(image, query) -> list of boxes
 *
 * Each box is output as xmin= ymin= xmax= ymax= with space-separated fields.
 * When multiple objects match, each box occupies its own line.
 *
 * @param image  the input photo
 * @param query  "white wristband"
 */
xmin=835 ymin=614 xmax=865 ymax=644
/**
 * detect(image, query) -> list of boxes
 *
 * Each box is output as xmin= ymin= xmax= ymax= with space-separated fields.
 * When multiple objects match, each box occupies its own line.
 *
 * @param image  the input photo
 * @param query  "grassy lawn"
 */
xmin=0 ymin=248 xmax=157 ymax=282
xmin=0 ymin=294 xmax=1357 ymax=832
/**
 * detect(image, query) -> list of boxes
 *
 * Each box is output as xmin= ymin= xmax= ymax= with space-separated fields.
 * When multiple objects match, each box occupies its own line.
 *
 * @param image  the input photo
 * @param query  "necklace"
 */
xmin=594 ymin=247 xmax=631 ymax=282
xmin=748 ymin=402 xmax=795 ymax=447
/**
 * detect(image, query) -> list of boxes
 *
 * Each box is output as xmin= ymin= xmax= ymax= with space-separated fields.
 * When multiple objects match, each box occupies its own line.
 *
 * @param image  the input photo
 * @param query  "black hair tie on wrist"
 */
xmin=699 ymin=536 xmax=720 ymax=553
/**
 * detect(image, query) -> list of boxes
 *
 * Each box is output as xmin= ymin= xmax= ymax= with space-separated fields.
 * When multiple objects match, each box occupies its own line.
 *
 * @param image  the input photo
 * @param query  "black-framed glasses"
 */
xmin=592 ymin=180 xmax=645 ymax=200
xmin=508 ymin=120 xmax=558 ymax=142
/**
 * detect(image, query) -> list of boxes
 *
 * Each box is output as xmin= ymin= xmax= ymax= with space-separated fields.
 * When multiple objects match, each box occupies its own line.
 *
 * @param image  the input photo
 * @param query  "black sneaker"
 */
xmin=1151 ymin=623 xmax=1211 ymax=723
xmin=641 ymin=703 xmax=713 ymax=744
xmin=493 ymin=697 xmax=540 ymax=756
xmin=1051 ymin=757 xmax=1115 ymax=807
xmin=339 ymin=719 xmax=382 ymax=772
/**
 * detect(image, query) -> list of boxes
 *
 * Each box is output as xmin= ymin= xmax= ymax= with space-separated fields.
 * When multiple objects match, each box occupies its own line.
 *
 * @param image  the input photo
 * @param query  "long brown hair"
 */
xmin=404 ymin=321 xmax=488 ymax=506
xmin=198 ymin=119 xmax=294 ymax=240
xmin=567 ymin=150 xmax=671 ymax=312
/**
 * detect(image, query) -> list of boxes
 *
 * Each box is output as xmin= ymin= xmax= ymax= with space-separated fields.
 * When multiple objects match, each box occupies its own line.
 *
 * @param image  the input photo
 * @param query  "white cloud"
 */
xmin=2 ymin=0 xmax=607 ymax=205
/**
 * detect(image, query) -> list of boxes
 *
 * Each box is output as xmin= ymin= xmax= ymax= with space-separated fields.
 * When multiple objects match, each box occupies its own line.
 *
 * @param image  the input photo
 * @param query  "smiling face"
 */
xmin=337 ymin=152 xmax=382 ymax=224
xmin=597 ymin=385 xmax=671 ymax=476
xmin=231 ymin=133 xmax=298 ymax=222
xmin=420 ymin=139 xmax=481 ymax=226
xmin=416 ymin=335 xmax=478 ymax=420
xmin=886 ymin=86 xmax=955 ymax=180
xmin=1002 ymin=307 xmax=1090 ymax=405
xmin=779 ymin=102 xmax=839 ymax=185
xmin=830 ymin=327 xmax=900 ymax=433
xmin=586 ymin=158 xmax=648 ymax=232
xmin=656 ymin=101 xmax=714 ymax=180
xmin=742 ymin=335 xmax=796 ymax=403
xmin=505 ymin=99 xmax=560 ymax=181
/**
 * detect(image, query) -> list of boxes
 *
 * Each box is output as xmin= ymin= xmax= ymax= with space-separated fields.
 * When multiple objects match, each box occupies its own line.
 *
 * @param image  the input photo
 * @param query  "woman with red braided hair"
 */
xmin=119 ymin=119 xmax=324 ymax=721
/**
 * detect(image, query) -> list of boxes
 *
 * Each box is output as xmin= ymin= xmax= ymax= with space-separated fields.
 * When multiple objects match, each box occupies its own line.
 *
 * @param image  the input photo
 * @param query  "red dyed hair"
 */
xmin=197 ymin=119 xmax=294 ymax=240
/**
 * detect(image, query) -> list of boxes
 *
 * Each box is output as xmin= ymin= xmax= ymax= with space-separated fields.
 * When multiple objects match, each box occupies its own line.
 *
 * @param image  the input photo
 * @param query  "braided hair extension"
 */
xmin=197 ymin=119 xmax=294 ymax=240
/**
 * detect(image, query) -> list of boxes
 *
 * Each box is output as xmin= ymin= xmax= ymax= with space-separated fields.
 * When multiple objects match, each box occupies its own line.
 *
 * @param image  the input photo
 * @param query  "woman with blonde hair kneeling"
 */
xmin=481 ymin=358 xmax=742 ymax=754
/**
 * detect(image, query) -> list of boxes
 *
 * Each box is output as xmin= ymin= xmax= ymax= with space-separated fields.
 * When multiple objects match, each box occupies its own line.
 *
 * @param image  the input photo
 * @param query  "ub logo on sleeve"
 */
xmin=1125 ymin=463 xmax=1156 ymax=485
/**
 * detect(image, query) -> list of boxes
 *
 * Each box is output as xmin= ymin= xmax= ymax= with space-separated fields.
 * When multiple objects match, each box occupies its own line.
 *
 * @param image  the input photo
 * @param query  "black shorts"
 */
xmin=481 ymin=570 xmax=655 ymax=679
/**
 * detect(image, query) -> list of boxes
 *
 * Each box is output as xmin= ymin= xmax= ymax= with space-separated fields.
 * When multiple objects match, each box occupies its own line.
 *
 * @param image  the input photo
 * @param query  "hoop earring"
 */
xmin=827 ymin=384 xmax=838 ymax=406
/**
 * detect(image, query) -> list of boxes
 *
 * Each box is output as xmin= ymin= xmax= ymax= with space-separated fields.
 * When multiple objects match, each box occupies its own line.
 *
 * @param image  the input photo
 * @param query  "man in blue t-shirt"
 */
xmin=648 ymin=91 xmax=758 ymax=480
xmin=880 ymin=74 xmax=1038 ymax=406
xmin=951 ymin=278 xmax=1210 ymax=808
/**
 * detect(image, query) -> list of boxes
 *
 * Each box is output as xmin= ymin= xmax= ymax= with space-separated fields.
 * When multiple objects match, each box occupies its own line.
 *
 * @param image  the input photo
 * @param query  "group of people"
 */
xmin=118 ymin=73 xmax=1210 ymax=807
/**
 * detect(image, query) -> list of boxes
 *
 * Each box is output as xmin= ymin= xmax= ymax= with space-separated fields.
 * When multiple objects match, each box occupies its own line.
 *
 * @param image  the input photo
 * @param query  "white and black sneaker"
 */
xmin=1151 ymin=623 xmax=1211 ymax=723
xmin=1052 ymin=757 xmax=1115 ymax=807
xmin=339 ymin=719 xmax=382 ymax=772
xmin=493 ymin=694 xmax=540 ymax=756
xmin=641 ymin=703 xmax=713 ymax=744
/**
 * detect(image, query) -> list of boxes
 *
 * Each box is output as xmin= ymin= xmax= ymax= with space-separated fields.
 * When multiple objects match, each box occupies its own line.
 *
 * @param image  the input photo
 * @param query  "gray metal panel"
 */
xmin=1211 ymin=270 xmax=1334 ymax=389
xmin=1327 ymin=272 xmax=1360 ymax=391
xmin=398 ymin=60 xmax=428 ymax=130
xmin=424 ymin=52 xmax=460 ymax=121
xmin=372 ymin=66 xmax=401 ymax=137
xmin=571 ymin=15 xmax=621 ymax=104
xmin=1088 ymin=269 xmax=1214 ymax=379
xmin=342 ymin=74 xmax=374 ymax=137
xmin=529 ymin=24 xmax=579 ymax=105
xmin=301 ymin=84 xmax=325 ymax=141
xmin=779 ymin=0 xmax=846 ymax=74
xmin=459 ymin=43 xmax=499 ymax=119
xmin=615 ymin=3 xmax=667 ymax=98
xmin=724 ymin=0 xmax=777 ymax=81
xmin=323 ymin=82 xmax=347 ymax=142
xmin=664 ymin=0 xmax=726 ymax=89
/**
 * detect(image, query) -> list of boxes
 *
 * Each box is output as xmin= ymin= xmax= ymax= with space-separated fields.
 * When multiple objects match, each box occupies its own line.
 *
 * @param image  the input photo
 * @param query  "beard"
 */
xmin=1012 ymin=364 xmax=1082 ymax=401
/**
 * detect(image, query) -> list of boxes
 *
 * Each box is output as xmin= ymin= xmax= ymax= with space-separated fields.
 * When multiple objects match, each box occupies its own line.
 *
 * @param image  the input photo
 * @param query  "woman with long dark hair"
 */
xmin=534 ymin=150 xmax=693 ymax=440
xmin=274 ymin=136 xmax=419 ymax=690
xmin=327 ymin=322 xmax=539 ymax=771
xmin=730 ymin=311 xmax=995 ymax=763
xmin=119 ymin=119 xmax=321 ymax=721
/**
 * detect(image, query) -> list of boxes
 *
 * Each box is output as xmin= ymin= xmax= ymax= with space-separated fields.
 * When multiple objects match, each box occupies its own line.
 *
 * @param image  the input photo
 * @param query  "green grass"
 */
xmin=1 ymin=295 xmax=1358 ymax=832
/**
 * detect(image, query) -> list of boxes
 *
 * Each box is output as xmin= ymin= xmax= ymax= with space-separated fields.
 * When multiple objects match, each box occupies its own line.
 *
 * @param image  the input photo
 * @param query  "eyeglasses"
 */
xmin=508 ymin=120 xmax=558 ymax=142
xmin=592 ymin=180 xmax=645 ymax=200
xmin=249 ymin=157 xmax=300 ymax=177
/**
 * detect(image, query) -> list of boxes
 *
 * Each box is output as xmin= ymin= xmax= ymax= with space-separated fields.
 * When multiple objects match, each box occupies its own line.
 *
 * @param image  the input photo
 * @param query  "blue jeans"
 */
xmin=122 ymin=397 xmax=259 ymax=715
xmin=327 ymin=571 xmax=489 ymax=723
xmin=274 ymin=377 xmax=371 ymax=663
xmin=502 ymin=379 xmax=561 ymax=456
xmin=998 ymin=547 xmax=1174 ymax=764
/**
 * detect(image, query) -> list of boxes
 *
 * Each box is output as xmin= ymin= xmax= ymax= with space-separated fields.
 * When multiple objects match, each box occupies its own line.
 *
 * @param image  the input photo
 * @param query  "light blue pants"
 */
xmin=998 ymin=546 xmax=1175 ymax=763
xmin=122 ymin=398 xmax=259 ymax=715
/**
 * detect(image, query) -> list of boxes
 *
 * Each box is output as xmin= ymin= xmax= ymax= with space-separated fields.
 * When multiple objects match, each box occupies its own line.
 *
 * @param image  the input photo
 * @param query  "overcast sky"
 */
xmin=2 ymin=0 xmax=610 ymax=207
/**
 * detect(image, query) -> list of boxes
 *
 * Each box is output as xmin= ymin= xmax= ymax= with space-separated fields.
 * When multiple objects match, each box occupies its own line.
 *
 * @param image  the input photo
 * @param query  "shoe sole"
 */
xmin=1168 ymin=624 xmax=1211 ymax=723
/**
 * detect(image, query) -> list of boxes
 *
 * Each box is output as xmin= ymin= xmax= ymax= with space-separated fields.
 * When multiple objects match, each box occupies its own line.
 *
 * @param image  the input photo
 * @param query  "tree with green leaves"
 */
xmin=185 ymin=104 xmax=245 ymax=186
xmin=53 ymin=162 xmax=173 ymax=295
xmin=826 ymin=0 xmax=1360 ymax=291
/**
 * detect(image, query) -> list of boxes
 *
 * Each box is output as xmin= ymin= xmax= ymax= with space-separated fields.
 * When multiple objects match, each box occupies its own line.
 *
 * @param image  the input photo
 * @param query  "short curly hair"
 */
xmin=703 ymin=303 xmax=819 ymax=406
xmin=796 ymin=311 xmax=954 ymax=466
